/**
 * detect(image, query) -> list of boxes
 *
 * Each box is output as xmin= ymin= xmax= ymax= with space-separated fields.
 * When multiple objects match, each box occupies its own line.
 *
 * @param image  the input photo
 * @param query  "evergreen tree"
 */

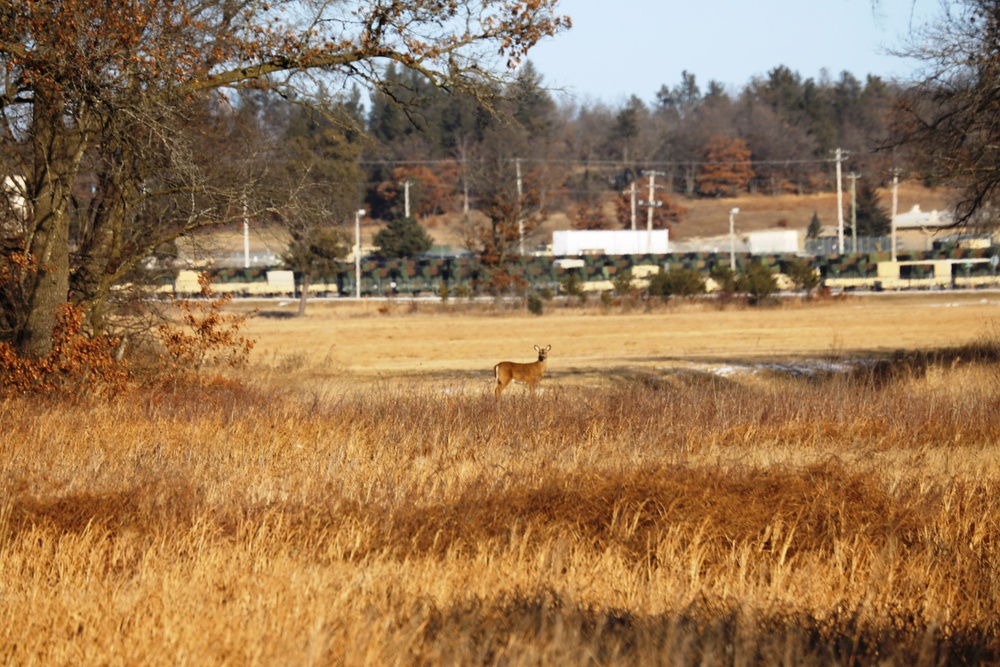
xmin=853 ymin=179 xmax=891 ymax=237
xmin=373 ymin=217 xmax=434 ymax=258
xmin=606 ymin=95 xmax=647 ymax=166
xmin=656 ymin=70 xmax=701 ymax=114
xmin=510 ymin=61 xmax=556 ymax=136
xmin=807 ymin=211 xmax=822 ymax=239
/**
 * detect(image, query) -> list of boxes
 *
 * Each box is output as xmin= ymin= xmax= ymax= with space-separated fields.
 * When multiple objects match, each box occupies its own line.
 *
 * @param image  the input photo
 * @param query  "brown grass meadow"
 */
xmin=2 ymin=292 xmax=1000 ymax=665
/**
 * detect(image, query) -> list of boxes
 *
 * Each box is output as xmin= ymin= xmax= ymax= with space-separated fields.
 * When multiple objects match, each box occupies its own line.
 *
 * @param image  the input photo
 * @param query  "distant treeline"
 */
xmin=358 ymin=62 xmax=905 ymax=225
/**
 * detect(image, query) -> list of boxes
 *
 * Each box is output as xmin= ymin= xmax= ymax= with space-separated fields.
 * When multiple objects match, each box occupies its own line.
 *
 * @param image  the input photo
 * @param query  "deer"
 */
xmin=494 ymin=344 xmax=551 ymax=396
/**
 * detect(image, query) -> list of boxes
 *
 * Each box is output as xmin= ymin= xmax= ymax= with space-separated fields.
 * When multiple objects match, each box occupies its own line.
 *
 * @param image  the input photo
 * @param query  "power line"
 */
xmin=356 ymin=156 xmax=860 ymax=168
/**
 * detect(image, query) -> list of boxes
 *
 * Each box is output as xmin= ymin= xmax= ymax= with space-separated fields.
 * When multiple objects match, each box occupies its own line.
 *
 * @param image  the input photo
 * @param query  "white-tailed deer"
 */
xmin=494 ymin=344 xmax=551 ymax=396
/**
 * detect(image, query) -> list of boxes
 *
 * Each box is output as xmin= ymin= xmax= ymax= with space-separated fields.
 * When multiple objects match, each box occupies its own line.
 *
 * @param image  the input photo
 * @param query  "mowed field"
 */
xmin=3 ymin=292 xmax=1000 ymax=665
xmin=243 ymin=291 xmax=1000 ymax=388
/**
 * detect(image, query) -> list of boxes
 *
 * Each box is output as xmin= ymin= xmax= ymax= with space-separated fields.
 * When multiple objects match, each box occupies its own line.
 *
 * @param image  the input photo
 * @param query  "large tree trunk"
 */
xmin=298 ymin=273 xmax=310 ymax=317
xmin=18 ymin=98 xmax=88 ymax=357
xmin=20 ymin=204 xmax=70 ymax=357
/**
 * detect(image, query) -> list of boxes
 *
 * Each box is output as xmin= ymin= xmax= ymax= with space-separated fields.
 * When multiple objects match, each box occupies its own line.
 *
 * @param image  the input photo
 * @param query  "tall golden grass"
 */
xmin=2 ymin=321 xmax=999 ymax=665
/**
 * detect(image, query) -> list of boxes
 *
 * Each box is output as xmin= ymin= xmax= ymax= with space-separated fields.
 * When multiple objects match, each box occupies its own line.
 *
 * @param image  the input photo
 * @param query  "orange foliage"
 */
xmin=571 ymin=198 xmax=612 ymax=230
xmin=696 ymin=136 xmax=755 ymax=197
xmin=157 ymin=273 xmax=256 ymax=377
xmin=0 ymin=303 xmax=128 ymax=397
xmin=376 ymin=163 xmax=459 ymax=217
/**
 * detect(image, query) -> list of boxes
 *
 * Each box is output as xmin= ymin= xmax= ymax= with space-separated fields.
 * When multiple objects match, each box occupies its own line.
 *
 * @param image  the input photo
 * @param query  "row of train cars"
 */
xmin=159 ymin=248 xmax=1000 ymax=299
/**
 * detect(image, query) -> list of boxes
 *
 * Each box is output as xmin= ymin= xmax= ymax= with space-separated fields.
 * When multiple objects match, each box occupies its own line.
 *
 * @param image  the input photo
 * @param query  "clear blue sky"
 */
xmin=526 ymin=0 xmax=941 ymax=105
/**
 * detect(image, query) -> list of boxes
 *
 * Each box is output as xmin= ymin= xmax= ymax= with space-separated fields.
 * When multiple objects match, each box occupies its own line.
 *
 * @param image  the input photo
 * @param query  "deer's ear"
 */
xmin=546 ymin=345 xmax=551 ymax=351
xmin=534 ymin=345 xmax=540 ymax=352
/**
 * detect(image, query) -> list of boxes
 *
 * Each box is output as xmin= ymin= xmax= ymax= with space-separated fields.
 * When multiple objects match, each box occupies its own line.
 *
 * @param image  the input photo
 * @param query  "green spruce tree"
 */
xmin=807 ymin=211 xmax=822 ymax=240
xmin=854 ymin=179 xmax=891 ymax=237
xmin=373 ymin=217 xmax=434 ymax=258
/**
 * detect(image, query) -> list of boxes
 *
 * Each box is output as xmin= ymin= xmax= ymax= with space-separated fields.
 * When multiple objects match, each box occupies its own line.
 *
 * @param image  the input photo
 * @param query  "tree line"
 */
xmin=358 ymin=61 xmax=901 ymax=241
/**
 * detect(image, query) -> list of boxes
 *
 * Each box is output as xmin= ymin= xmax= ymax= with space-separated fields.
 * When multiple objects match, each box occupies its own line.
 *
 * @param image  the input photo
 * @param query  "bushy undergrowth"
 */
xmin=0 ymin=274 xmax=254 ymax=399
xmin=0 ymin=303 xmax=129 ymax=396
xmin=1 ymin=352 xmax=999 ymax=665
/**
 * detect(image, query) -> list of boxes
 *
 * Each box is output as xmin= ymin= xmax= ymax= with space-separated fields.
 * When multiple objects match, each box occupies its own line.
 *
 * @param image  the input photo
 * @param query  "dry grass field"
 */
xmin=245 ymin=291 xmax=1000 ymax=388
xmin=2 ymin=292 xmax=1000 ymax=665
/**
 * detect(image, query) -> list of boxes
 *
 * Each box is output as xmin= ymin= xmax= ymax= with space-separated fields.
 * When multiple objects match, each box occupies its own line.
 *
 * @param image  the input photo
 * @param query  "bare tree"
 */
xmin=460 ymin=127 xmax=546 ymax=295
xmin=0 ymin=0 xmax=570 ymax=356
xmin=892 ymin=0 xmax=1000 ymax=226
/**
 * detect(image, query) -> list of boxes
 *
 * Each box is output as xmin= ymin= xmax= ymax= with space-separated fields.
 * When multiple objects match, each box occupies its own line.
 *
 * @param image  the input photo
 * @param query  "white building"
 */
xmin=552 ymin=229 xmax=669 ymax=256
xmin=745 ymin=229 xmax=801 ymax=254
xmin=893 ymin=205 xmax=953 ymax=230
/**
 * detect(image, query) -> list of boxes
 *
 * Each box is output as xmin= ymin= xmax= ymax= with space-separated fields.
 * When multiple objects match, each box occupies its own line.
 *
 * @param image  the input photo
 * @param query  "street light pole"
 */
xmin=848 ymin=172 xmax=859 ymax=254
xmin=355 ymin=209 xmax=366 ymax=298
xmin=891 ymin=170 xmax=899 ymax=262
xmin=729 ymin=207 xmax=740 ymax=272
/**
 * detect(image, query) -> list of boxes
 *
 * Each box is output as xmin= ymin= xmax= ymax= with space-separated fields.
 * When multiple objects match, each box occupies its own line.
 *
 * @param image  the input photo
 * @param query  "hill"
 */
xmin=188 ymin=184 xmax=959 ymax=261
xmin=426 ymin=183 xmax=958 ymax=252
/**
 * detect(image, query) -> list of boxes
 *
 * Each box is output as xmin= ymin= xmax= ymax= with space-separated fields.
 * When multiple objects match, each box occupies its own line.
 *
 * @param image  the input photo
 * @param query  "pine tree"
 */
xmin=373 ymin=217 xmax=434 ymax=258
xmin=854 ymin=179 xmax=891 ymax=237
xmin=807 ymin=211 xmax=822 ymax=239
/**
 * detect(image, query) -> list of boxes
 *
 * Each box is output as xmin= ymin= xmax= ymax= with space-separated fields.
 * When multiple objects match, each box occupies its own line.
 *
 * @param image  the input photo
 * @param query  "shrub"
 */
xmin=647 ymin=267 xmax=707 ymax=300
xmin=0 ymin=303 xmax=129 ymax=397
xmin=710 ymin=264 xmax=739 ymax=295
xmin=739 ymin=262 xmax=779 ymax=306
xmin=612 ymin=269 xmax=634 ymax=297
xmin=560 ymin=271 xmax=585 ymax=299
xmin=157 ymin=273 xmax=256 ymax=378
xmin=785 ymin=259 xmax=821 ymax=297
xmin=527 ymin=293 xmax=544 ymax=316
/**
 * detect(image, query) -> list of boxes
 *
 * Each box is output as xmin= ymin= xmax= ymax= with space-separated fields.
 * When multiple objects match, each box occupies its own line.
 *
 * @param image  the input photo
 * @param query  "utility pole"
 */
xmin=848 ymin=172 xmax=859 ymax=254
xmin=456 ymin=138 xmax=471 ymax=224
xmin=463 ymin=178 xmax=470 ymax=221
xmin=729 ymin=207 xmax=740 ymax=272
xmin=628 ymin=181 xmax=637 ymax=230
xmin=646 ymin=172 xmax=656 ymax=234
xmin=355 ymin=209 xmax=365 ymax=298
xmin=515 ymin=158 xmax=524 ymax=256
xmin=891 ymin=169 xmax=900 ymax=262
xmin=638 ymin=171 xmax=667 ymax=252
xmin=833 ymin=148 xmax=849 ymax=254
